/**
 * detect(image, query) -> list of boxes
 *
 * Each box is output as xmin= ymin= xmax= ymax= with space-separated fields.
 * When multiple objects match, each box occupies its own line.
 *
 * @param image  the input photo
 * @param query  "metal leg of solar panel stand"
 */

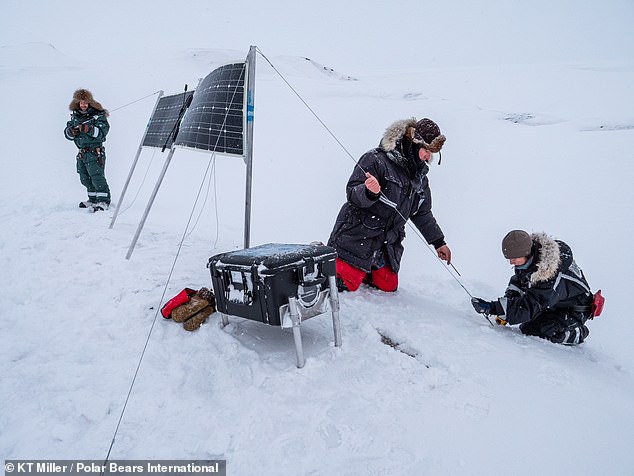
xmin=288 ymin=297 xmax=305 ymax=368
xmin=219 ymin=313 xmax=229 ymax=327
xmin=110 ymin=90 xmax=164 ymax=230
xmin=126 ymin=147 xmax=175 ymax=259
xmin=328 ymin=275 xmax=342 ymax=347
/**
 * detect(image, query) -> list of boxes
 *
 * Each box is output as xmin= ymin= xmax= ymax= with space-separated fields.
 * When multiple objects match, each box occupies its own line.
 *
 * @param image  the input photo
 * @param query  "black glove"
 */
xmin=471 ymin=297 xmax=493 ymax=314
xmin=69 ymin=126 xmax=79 ymax=136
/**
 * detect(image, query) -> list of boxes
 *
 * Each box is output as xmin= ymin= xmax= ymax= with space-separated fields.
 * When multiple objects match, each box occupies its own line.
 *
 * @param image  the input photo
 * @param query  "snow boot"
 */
xmin=182 ymin=288 xmax=216 ymax=331
xmin=91 ymin=202 xmax=109 ymax=212
xmin=79 ymin=201 xmax=95 ymax=208
xmin=183 ymin=305 xmax=214 ymax=331
xmin=550 ymin=324 xmax=589 ymax=345
xmin=88 ymin=202 xmax=109 ymax=212
xmin=172 ymin=287 xmax=215 ymax=323
xmin=161 ymin=288 xmax=197 ymax=319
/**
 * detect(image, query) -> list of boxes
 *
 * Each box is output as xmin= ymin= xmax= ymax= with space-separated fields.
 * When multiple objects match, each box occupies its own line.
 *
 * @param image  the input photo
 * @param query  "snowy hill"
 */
xmin=2 ymin=2 xmax=634 ymax=475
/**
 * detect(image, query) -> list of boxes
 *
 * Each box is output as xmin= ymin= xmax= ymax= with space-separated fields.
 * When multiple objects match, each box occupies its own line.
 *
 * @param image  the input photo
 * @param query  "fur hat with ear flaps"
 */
xmin=69 ymin=89 xmax=104 ymax=112
xmin=380 ymin=117 xmax=446 ymax=153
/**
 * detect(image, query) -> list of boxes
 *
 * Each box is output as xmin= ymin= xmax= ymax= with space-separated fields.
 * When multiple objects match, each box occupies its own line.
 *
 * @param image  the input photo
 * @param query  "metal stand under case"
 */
xmin=210 ymin=243 xmax=341 ymax=369
xmin=219 ymin=275 xmax=341 ymax=368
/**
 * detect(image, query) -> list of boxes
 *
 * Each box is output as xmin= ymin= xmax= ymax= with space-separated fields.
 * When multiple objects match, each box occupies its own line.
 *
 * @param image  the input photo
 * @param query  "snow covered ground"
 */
xmin=2 ymin=1 xmax=634 ymax=475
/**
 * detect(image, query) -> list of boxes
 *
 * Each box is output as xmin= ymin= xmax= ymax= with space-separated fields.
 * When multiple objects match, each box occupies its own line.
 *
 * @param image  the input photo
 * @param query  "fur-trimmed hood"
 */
xmin=529 ymin=232 xmax=561 ymax=284
xmin=380 ymin=118 xmax=446 ymax=154
xmin=380 ymin=118 xmax=417 ymax=152
xmin=69 ymin=88 xmax=105 ymax=112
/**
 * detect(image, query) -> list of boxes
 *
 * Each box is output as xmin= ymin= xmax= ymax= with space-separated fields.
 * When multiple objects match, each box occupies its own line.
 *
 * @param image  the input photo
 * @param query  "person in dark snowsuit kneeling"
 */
xmin=328 ymin=117 xmax=451 ymax=292
xmin=471 ymin=230 xmax=594 ymax=345
xmin=64 ymin=89 xmax=111 ymax=211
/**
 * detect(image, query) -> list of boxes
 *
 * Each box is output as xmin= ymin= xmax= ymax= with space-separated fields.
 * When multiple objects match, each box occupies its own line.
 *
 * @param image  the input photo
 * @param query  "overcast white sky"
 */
xmin=2 ymin=0 xmax=633 ymax=72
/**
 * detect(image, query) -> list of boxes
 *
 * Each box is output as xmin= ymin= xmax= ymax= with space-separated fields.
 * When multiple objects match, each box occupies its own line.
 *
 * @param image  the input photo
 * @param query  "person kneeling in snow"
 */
xmin=471 ymin=230 xmax=595 ymax=345
xmin=327 ymin=117 xmax=451 ymax=292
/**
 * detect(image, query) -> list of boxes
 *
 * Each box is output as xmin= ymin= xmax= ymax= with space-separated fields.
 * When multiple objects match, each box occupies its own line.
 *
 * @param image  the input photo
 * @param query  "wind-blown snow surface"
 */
xmin=2 ymin=2 xmax=634 ymax=475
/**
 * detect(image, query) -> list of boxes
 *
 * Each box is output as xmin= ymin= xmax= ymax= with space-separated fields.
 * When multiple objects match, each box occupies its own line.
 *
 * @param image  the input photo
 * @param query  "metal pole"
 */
xmin=110 ymin=90 xmax=164 ymax=229
xmin=243 ymin=45 xmax=257 ymax=249
xmin=328 ymin=275 xmax=342 ymax=347
xmin=288 ymin=297 xmax=305 ymax=368
xmin=125 ymin=147 xmax=176 ymax=260
xmin=220 ymin=313 xmax=229 ymax=327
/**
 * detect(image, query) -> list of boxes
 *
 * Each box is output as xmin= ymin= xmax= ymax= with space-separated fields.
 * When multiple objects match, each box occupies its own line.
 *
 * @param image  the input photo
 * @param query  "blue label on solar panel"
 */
xmin=174 ymin=62 xmax=246 ymax=156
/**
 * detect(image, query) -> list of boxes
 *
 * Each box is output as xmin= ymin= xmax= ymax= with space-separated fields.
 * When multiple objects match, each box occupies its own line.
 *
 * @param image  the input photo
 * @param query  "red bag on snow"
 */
xmin=161 ymin=288 xmax=197 ymax=319
xmin=591 ymin=289 xmax=605 ymax=318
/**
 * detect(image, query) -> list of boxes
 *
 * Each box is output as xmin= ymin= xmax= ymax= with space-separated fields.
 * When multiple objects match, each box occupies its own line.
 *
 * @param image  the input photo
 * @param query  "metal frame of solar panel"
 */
xmin=174 ymin=62 xmax=246 ymax=156
xmin=143 ymin=90 xmax=195 ymax=149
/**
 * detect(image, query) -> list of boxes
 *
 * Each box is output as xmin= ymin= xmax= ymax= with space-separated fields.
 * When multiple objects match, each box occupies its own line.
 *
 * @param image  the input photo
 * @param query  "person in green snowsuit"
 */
xmin=64 ymin=89 xmax=111 ymax=210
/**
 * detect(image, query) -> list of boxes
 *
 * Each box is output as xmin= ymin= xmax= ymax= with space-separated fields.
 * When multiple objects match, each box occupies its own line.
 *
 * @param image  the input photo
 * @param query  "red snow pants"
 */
xmin=336 ymin=258 xmax=398 ymax=292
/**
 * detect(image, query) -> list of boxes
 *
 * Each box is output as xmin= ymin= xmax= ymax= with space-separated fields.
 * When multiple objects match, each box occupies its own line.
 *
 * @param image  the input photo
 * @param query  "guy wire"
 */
xmin=185 ymin=152 xmax=218 ymax=240
xmin=109 ymin=90 xmax=162 ymax=113
xmin=101 ymin=68 xmax=246 ymax=471
xmin=117 ymin=148 xmax=158 ymax=217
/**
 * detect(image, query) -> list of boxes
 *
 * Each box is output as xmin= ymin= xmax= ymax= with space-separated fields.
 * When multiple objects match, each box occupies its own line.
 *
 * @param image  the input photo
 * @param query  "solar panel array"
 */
xmin=143 ymin=91 xmax=195 ymax=149
xmin=174 ymin=62 xmax=246 ymax=156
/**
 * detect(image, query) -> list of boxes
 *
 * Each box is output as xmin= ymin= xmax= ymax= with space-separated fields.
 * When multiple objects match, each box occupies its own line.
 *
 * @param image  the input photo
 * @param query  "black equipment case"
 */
xmin=208 ymin=243 xmax=337 ymax=327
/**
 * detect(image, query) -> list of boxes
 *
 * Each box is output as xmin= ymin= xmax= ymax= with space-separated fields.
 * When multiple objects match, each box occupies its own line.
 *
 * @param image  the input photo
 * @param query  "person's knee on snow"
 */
xmin=370 ymin=265 xmax=398 ymax=292
xmin=336 ymin=258 xmax=399 ymax=293
xmin=335 ymin=258 xmax=366 ymax=292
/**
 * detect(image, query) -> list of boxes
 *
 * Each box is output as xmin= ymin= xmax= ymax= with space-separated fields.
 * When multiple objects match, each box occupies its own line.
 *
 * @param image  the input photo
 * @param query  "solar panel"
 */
xmin=143 ymin=91 xmax=195 ymax=149
xmin=174 ymin=62 xmax=246 ymax=156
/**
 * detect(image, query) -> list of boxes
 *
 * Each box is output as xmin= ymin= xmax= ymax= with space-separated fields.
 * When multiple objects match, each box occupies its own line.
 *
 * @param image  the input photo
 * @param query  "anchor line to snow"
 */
xmin=256 ymin=48 xmax=360 ymax=164
xmin=101 ymin=66 xmax=247 ymax=473
xmin=173 ymin=61 xmax=246 ymax=250
xmin=257 ymin=47 xmax=475 ymax=299
xmin=116 ymin=147 xmax=158 ymax=217
xmin=185 ymin=153 xmax=220 ymax=244
xmin=210 ymin=155 xmax=221 ymax=249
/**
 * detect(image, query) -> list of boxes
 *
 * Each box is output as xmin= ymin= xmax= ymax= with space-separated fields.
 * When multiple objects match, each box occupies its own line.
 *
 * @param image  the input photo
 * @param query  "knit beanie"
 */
xmin=502 ymin=230 xmax=533 ymax=259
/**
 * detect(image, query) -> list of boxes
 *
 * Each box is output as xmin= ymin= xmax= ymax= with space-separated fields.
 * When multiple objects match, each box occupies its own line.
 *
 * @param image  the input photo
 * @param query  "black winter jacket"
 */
xmin=496 ymin=233 xmax=593 ymax=325
xmin=327 ymin=119 xmax=444 ymax=273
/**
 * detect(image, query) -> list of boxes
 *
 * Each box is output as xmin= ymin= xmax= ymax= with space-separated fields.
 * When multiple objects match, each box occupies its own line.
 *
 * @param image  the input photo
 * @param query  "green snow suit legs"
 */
xmin=77 ymin=148 xmax=110 ymax=204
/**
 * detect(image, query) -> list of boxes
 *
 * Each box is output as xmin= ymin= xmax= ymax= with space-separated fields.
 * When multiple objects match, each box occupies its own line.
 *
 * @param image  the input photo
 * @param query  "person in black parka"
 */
xmin=471 ymin=230 xmax=595 ymax=345
xmin=328 ymin=117 xmax=451 ymax=292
